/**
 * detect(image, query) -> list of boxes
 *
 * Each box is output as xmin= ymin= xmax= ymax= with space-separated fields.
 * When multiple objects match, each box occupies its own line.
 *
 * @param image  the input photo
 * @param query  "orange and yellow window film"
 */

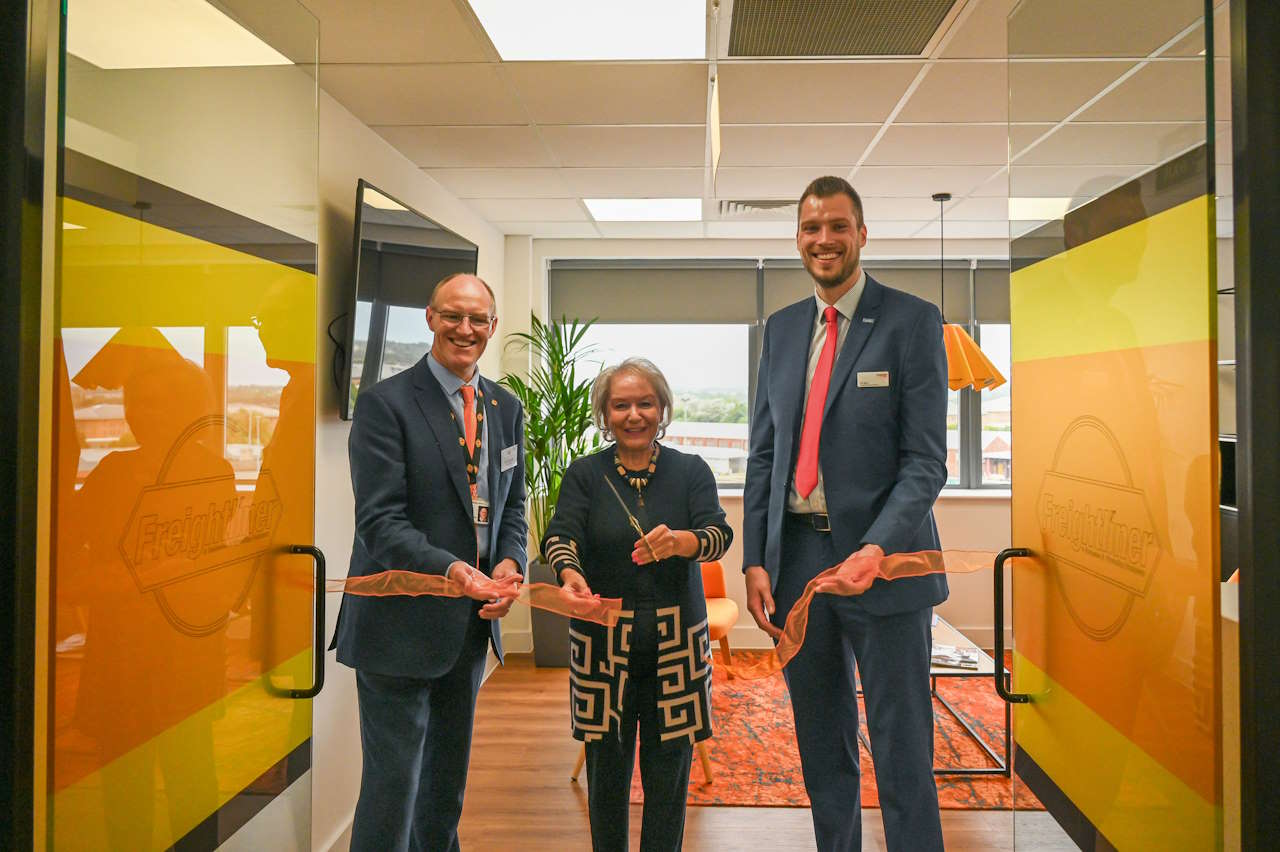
xmin=1010 ymin=191 xmax=1221 ymax=850
xmin=50 ymin=195 xmax=316 ymax=850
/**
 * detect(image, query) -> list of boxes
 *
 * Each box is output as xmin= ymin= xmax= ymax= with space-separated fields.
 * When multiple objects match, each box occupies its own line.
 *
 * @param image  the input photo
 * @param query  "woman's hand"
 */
xmin=632 ymin=524 xmax=698 ymax=565
xmin=558 ymin=568 xmax=593 ymax=596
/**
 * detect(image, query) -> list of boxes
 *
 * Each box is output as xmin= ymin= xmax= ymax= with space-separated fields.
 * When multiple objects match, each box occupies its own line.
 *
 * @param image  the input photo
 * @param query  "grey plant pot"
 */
xmin=528 ymin=559 xmax=570 ymax=667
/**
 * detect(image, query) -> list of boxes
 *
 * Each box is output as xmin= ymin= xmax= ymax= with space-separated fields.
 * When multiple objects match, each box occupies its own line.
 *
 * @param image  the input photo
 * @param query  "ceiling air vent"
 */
xmin=728 ymin=0 xmax=957 ymax=57
xmin=717 ymin=199 xmax=798 ymax=219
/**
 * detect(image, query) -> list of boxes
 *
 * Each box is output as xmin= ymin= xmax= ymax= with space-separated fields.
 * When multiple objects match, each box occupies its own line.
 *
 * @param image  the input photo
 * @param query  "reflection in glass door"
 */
xmin=1006 ymin=0 xmax=1222 ymax=848
xmin=47 ymin=1 xmax=319 ymax=848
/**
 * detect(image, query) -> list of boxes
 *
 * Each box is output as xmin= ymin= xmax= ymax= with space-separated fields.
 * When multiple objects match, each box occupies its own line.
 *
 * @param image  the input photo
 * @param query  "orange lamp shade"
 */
xmin=943 ymin=323 xmax=1006 ymax=392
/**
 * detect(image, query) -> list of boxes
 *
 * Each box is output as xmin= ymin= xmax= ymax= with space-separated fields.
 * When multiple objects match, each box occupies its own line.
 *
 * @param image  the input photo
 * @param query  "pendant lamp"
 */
xmin=933 ymin=192 xmax=1006 ymax=392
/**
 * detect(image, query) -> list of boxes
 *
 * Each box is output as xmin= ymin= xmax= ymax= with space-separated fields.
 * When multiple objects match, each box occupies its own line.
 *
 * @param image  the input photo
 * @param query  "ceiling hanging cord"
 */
xmin=933 ymin=191 xmax=1005 ymax=392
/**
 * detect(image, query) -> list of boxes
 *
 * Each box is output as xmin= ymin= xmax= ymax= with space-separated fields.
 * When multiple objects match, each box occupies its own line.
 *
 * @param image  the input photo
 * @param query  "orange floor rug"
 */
xmin=630 ymin=651 xmax=1044 ymax=810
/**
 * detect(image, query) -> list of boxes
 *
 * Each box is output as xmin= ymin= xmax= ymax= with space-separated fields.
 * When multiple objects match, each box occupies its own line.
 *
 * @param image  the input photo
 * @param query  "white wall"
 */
xmin=311 ymin=90 xmax=505 ymax=852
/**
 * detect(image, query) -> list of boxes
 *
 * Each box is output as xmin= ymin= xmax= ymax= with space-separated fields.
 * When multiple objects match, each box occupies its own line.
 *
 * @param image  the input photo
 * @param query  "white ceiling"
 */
xmin=301 ymin=0 xmax=1232 ymax=241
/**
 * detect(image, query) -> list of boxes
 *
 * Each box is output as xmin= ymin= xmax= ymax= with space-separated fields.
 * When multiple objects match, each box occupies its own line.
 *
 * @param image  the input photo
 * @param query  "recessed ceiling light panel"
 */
xmin=584 ymin=198 xmax=703 ymax=222
xmin=469 ymin=0 xmax=706 ymax=61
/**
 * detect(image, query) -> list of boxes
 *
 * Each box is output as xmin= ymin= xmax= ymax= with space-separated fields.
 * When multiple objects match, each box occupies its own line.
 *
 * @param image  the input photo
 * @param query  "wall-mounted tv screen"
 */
xmin=340 ymin=179 xmax=478 ymax=420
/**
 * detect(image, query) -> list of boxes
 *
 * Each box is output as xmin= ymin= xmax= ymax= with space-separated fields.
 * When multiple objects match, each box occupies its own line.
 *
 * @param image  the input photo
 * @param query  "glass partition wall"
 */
xmin=47 ymin=2 xmax=319 ymax=848
xmin=1006 ymin=0 xmax=1222 ymax=848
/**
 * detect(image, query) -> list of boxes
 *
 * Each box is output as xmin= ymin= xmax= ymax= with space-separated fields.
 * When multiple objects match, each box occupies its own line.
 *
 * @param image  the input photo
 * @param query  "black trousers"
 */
xmin=772 ymin=514 xmax=943 ymax=852
xmin=350 ymin=611 xmax=490 ymax=852
xmin=584 ymin=606 xmax=694 ymax=852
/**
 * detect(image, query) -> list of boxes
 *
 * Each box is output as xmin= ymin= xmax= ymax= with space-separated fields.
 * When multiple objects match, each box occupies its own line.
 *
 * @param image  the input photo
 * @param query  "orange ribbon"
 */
xmin=326 ymin=570 xmax=624 ymax=627
xmin=325 ymin=550 xmax=997 ymax=675
xmin=723 ymin=549 xmax=995 ymax=680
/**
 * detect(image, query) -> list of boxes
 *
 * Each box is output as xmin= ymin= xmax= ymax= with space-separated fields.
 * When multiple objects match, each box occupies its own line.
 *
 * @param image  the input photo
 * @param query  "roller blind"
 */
xmin=548 ymin=260 xmax=758 ymax=324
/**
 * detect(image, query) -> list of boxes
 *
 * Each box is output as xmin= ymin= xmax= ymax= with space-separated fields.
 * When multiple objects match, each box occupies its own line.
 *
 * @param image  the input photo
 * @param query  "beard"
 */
xmin=805 ymin=252 xmax=860 ymax=289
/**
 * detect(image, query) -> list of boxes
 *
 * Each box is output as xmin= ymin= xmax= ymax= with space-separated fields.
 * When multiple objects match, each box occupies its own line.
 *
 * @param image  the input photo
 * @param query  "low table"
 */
xmin=856 ymin=616 xmax=1011 ymax=777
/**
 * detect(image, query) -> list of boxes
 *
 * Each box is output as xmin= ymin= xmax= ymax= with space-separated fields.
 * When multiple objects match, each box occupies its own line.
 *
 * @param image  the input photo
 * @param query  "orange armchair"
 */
xmin=701 ymin=560 xmax=740 ymax=672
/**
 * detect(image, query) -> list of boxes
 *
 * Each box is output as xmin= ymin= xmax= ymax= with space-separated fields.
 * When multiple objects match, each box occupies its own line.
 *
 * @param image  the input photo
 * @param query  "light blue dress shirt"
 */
xmin=427 ymin=352 xmax=490 ymax=560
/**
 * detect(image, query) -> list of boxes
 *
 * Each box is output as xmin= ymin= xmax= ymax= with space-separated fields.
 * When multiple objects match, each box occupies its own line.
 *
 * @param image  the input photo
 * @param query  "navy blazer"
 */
xmin=332 ymin=355 xmax=528 ymax=679
xmin=742 ymin=275 xmax=949 ymax=615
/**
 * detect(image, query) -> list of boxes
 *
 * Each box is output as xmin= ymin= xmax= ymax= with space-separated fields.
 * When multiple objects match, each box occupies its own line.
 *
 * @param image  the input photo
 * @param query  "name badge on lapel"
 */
xmin=857 ymin=371 xmax=890 ymax=388
xmin=500 ymin=444 xmax=518 ymax=472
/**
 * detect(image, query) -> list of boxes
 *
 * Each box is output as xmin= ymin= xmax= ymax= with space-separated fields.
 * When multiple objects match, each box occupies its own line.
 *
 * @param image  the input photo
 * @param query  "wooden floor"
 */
xmin=458 ymin=655 xmax=1077 ymax=851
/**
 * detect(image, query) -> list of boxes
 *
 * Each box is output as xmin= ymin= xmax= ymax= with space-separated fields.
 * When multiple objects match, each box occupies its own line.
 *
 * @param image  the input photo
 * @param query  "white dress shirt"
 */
xmin=787 ymin=269 xmax=866 ymax=514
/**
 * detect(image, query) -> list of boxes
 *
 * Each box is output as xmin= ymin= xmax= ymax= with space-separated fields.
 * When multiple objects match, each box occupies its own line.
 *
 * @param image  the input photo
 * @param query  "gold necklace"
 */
xmin=614 ymin=443 xmax=660 ymax=507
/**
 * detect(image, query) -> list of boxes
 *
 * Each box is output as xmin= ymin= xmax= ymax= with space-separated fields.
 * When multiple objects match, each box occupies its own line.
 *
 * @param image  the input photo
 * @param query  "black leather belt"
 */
xmin=787 ymin=511 xmax=831 ymax=533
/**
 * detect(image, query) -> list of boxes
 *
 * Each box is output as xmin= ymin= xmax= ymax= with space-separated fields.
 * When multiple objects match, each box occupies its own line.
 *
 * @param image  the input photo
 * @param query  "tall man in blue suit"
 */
xmin=743 ymin=177 xmax=948 ymax=851
xmin=333 ymin=273 xmax=527 ymax=852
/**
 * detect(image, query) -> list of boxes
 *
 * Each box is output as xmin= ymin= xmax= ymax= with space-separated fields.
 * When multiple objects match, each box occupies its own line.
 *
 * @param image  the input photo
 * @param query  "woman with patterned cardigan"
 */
xmin=542 ymin=357 xmax=732 ymax=852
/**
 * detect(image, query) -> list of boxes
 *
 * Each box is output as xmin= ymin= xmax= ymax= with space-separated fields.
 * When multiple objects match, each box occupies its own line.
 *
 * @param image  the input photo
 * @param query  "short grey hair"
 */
xmin=591 ymin=357 xmax=674 ymax=441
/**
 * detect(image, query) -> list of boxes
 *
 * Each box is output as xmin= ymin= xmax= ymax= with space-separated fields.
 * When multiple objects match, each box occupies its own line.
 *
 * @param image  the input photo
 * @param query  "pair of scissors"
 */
xmin=602 ymin=474 xmax=660 ymax=562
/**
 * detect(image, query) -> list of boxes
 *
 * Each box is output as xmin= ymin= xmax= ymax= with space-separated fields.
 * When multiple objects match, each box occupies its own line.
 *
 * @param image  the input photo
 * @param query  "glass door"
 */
xmin=1006 ymin=0 xmax=1222 ymax=848
xmin=46 ymin=2 xmax=320 ymax=848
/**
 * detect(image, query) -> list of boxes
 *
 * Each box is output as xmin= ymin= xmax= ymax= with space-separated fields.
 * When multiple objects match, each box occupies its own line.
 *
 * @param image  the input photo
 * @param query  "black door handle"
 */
xmin=287 ymin=544 xmax=326 ymax=699
xmin=994 ymin=547 xmax=1032 ymax=704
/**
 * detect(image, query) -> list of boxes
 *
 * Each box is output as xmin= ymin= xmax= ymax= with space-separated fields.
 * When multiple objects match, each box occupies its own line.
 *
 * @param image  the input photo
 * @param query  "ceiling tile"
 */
xmin=718 ymin=124 xmax=877 ymax=166
xmin=926 ymin=220 xmax=1011 ymax=238
xmin=594 ymin=221 xmax=706 ymax=238
xmin=852 ymin=165 xmax=1006 ymax=197
xmin=896 ymin=62 xmax=1007 ymax=123
xmin=464 ymin=198 xmax=588 ymax=222
xmin=866 ymin=221 xmax=936 ymax=240
xmin=941 ymin=0 xmax=1018 ymax=59
xmin=1008 ymin=61 xmax=1134 ymax=122
xmin=561 ymin=168 xmax=705 ymax=197
xmin=1007 ymin=0 xmax=1203 ymax=58
xmin=320 ymin=64 xmax=526 ymax=125
xmin=718 ymin=62 xmax=923 ymax=124
xmin=1076 ymin=59 xmax=1208 ymax=122
xmin=945 ymin=196 xmax=1010 ymax=220
xmin=862 ymin=197 xmax=954 ymax=219
xmin=375 ymin=126 xmax=553 ymax=167
xmin=300 ymin=0 xmax=490 ymax=63
xmin=538 ymin=125 xmax=705 ymax=168
xmin=504 ymin=62 xmax=708 ymax=125
xmin=862 ymin=124 xmax=1007 ymax=166
xmin=489 ymin=221 xmax=601 ymax=238
xmin=1008 ymin=164 xmax=1145 ymax=197
xmin=1015 ymin=121 xmax=1205 ymax=167
xmin=426 ymin=168 xmax=571 ymax=198
xmin=714 ymin=166 xmax=854 ymax=199
xmin=1010 ymin=123 xmax=1056 ymax=156
xmin=704 ymin=220 xmax=796 ymax=239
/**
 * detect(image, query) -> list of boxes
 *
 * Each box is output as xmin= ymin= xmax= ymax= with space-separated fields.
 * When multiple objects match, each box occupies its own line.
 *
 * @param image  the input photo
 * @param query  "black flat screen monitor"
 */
xmin=341 ymin=179 xmax=478 ymax=419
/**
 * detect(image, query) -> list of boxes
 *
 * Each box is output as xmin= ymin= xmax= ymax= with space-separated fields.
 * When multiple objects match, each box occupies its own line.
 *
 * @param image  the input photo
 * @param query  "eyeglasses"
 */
xmin=433 ymin=310 xmax=495 ymax=329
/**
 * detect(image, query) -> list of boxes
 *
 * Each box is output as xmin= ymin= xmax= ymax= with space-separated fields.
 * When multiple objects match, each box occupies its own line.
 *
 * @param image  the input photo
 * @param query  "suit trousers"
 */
xmin=584 ymin=606 xmax=694 ymax=852
xmin=350 ymin=611 xmax=490 ymax=852
xmin=772 ymin=514 xmax=944 ymax=852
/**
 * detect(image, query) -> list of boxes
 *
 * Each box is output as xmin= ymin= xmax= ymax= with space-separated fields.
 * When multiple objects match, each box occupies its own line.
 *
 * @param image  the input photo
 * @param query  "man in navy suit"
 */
xmin=333 ymin=273 xmax=527 ymax=852
xmin=743 ymin=177 xmax=948 ymax=851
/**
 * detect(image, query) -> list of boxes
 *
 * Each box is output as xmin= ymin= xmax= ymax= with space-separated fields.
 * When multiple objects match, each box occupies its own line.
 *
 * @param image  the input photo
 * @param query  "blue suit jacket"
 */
xmin=332 ymin=355 xmax=527 ymax=679
xmin=742 ymin=275 xmax=949 ymax=615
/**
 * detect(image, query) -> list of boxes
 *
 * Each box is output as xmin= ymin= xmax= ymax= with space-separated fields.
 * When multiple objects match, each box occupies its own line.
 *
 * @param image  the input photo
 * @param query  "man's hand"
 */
xmin=479 ymin=558 xmax=524 ymax=619
xmin=745 ymin=566 xmax=782 ymax=640
xmin=557 ymin=568 xmax=593 ymax=597
xmin=632 ymin=524 xmax=698 ymax=565
xmin=811 ymin=543 xmax=885 ymax=596
xmin=450 ymin=560 xmax=521 ymax=607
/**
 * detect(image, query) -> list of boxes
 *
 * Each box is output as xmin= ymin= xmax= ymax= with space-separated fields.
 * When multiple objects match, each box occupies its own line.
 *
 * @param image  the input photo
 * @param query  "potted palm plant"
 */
xmin=501 ymin=313 xmax=601 ymax=666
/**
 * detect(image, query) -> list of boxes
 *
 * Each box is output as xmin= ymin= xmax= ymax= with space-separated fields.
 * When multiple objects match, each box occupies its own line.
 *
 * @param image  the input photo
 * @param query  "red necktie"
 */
xmin=795 ymin=306 xmax=839 ymax=499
